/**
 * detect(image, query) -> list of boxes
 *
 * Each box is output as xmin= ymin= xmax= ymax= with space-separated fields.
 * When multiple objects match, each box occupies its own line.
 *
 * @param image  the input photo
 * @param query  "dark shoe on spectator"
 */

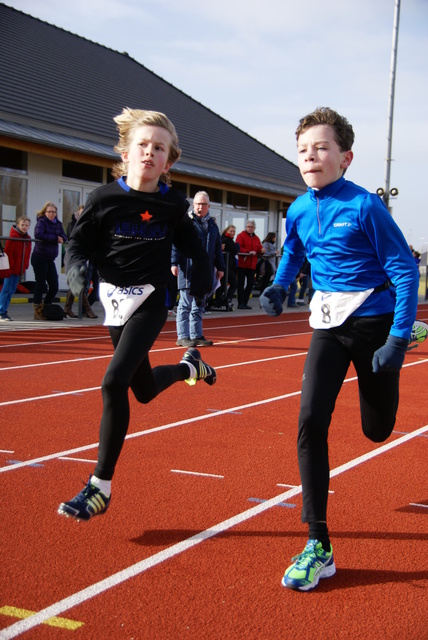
xmin=193 ymin=336 xmax=213 ymax=347
xmin=176 ymin=338 xmax=196 ymax=347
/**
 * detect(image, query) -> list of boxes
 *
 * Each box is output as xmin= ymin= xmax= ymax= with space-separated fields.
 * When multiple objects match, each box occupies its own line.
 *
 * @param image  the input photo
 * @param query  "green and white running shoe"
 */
xmin=408 ymin=321 xmax=428 ymax=350
xmin=281 ymin=539 xmax=336 ymax=591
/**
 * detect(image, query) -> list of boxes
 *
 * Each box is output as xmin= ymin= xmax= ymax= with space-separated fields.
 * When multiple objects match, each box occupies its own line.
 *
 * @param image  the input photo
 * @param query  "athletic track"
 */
xmin=0 ymin=308 xmax=427 ymax=639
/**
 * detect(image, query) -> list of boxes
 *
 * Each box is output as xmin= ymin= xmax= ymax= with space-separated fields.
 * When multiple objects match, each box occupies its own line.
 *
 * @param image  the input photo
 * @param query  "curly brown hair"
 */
xmin=295 ymin=107 xmax=355 ymax=152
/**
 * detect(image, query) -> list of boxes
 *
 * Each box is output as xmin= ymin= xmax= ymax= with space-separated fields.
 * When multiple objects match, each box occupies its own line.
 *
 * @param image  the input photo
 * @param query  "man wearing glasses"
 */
xmin=172 ymin=191 xmax=225 ymax=346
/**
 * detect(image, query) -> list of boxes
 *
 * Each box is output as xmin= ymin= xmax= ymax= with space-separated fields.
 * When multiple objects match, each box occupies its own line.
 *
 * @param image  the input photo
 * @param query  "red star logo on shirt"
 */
xmin=140 ymin=210 xmax=152 ymax=222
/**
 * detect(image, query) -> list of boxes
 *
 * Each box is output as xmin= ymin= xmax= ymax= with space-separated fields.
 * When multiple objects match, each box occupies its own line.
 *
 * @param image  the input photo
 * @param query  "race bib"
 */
xmin=309 ymin=289 xmax=374 ymax=329
xmin=99 ymin=282 xmax=155 ymax=326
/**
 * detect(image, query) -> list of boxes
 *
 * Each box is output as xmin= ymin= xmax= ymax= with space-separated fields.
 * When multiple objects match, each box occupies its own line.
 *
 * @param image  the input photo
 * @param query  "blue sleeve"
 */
xmin=273 ymin=213 xmax=306 ymax=290
xmin=360 ymin=194 xmax=419 ymax=338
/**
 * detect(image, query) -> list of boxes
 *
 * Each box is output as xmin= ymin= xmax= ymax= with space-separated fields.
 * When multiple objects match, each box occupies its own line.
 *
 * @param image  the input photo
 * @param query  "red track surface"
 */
xmin=1 ymin=310 xmax=427 ymax=639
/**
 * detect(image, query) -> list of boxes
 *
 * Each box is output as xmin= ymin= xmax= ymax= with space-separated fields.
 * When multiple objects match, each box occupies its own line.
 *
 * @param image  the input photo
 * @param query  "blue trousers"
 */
xmin=176 ymin=288 xmax=205 ymax=339
xmin=0 ymin=274 xmax=19 ymax=315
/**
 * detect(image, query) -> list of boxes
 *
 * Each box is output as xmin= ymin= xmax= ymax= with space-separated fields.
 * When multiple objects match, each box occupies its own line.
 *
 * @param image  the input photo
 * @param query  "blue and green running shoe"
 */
xmin=408 ymin=321 xmax=428 ymax=350
xmin=58 ymin=477 xmax=111 ymax=521
xmin=281 ymin=539 xmax=336 ymax=591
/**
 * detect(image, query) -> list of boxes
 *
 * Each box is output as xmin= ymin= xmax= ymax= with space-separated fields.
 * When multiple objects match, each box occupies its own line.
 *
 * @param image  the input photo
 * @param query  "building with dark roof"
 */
xmin=0 ymin=3 xmax=305 ymax=287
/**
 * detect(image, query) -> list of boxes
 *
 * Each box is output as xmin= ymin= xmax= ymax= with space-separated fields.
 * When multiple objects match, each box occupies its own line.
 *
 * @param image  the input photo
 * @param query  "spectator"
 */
xmin=221 ymin=224 xmax=240 ymax=309
xmin=236 ymin=219 xmax=264 ymax=309
xmin=31 ymin=202 xmax=67 ymax=320
xmin=172 ymin=191 xmax=225 ymax=346
xmin=258 ymin=231 xmax=279 ymax=293
xmin=0 ymin=216 xmax=31 ymax=321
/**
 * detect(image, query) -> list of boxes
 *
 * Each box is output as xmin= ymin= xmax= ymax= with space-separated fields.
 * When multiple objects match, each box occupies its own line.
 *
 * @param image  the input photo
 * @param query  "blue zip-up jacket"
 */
xmin=172 ymin=213 xmax=225 ymax=290
xmin=274 ymin=177 xmax=419 ymax=339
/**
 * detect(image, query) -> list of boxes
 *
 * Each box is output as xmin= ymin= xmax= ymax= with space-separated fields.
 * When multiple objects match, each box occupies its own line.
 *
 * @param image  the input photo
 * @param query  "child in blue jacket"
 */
xmin=260 ymin=107 xmax=424 ymax=591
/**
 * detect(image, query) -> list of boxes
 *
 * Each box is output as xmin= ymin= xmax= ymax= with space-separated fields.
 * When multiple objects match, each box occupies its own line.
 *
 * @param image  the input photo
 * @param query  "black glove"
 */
xmin=67 ymin=264 xmax=87 ymax=297
xmin=372 ymin=334 xmax=409 ymax=372
xmin=260 ymin=284 xmax=287 ymax=316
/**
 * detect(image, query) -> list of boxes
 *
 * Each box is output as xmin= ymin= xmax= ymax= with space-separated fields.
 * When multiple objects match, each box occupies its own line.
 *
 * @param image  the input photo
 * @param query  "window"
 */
xmin=226 ymin=192 xmax=248 ymax=210
xmin=62 ymin=160 xmax=103 ymax=183
xmin=250 ymin=196 xmax=269 ymax=213
xmin=0 ymin=147 xmax=27 ymax=173
xmin=0 ymin=175 xmax=28 ymax=237
xmin=171 ymin=179 xmax=188 ymax=195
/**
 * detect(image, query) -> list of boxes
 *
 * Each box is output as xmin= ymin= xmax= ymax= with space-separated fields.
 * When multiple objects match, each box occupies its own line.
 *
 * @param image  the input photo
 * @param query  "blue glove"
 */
xmin=260 ymin=284 xmax=286 ymax=317
xmin=372 ymin=334 xmax=409 ymax=373
xmin=67 ymin=264 xmax=87 ymax=297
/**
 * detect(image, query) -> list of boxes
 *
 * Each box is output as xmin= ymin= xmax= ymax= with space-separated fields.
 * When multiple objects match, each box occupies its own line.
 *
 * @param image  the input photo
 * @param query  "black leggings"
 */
xmin=31 ymin=254 xmax=58 ymax=305
xmin=298 ymin=313 xmax=399 ymax=523
xmin=94 ymin=303 xmax=189 ymax=480
xmin=237 ymin=268 xmax=255 ymax=306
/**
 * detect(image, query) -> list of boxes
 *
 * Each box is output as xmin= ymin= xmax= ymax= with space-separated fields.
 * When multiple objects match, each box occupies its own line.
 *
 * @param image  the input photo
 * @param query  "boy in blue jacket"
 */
xmin=260 ymin=107 xmax=425 ymax=591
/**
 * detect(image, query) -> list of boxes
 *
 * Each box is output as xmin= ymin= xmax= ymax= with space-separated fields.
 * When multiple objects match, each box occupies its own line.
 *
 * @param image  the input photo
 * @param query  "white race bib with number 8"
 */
xmin=99 ymin=282 xmax=155 ymax=326
xmin=309 ymin=288 xmax=374 ymax=329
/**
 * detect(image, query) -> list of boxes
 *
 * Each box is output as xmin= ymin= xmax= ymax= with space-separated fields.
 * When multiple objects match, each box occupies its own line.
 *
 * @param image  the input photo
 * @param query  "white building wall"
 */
xmin=26 ymin=154 xmax=63 ymax=284
xmin=27 ymin=154 xmax=62 ymax=222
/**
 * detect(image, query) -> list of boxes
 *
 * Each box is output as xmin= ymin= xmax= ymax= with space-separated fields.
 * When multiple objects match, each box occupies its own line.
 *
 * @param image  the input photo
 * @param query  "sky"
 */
xmin=6 ymin=0 xmax=428 ymax=253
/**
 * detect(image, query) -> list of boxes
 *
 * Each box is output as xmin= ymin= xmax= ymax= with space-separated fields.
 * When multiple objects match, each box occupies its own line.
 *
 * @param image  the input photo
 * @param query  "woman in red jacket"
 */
xmin=236 ymin=219 xmax=264 ymax=309
xmin=0 ymin=216 xmax=31 ymax=321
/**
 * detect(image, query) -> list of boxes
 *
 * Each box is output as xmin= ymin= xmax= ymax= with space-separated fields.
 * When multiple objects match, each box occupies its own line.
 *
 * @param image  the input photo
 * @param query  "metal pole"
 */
xmin=383 ymin=0 xmax=401 ymax=212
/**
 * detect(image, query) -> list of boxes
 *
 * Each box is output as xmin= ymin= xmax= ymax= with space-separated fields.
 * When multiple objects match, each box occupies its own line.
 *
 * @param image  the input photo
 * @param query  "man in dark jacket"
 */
xmin=172 ymin=191 xmax=225 ymax=347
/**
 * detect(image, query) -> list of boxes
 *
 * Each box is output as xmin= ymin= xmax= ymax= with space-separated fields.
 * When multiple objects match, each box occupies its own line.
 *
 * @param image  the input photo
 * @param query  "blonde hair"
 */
xmin=36 ymin=202 xmax=57 ymax=218
xmin=112 ymin=107 xmax=182 ymax=184
xmin=222 ymin=224 xmax=236 ymax=236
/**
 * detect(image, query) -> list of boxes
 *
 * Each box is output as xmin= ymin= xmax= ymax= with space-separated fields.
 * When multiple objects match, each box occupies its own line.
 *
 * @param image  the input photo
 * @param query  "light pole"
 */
xmin=378 ymin=0 xmax=401 ymax=213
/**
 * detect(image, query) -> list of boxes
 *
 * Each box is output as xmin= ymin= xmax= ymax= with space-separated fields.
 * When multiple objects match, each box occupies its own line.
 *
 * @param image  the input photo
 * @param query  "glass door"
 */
xmin=59 ymin=185 xmax=95 ymax=288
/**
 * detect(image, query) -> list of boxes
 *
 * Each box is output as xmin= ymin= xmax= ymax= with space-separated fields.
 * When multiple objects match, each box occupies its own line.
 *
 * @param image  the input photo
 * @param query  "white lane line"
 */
xmin=0 ymin=333 xmax=310 ymax=372
xmin=0 ymin=335 xmax=108 ymax=350
xmin=0 ymin=389 xmax=303 ymax=473
xmin=0 ymin=352 xmax=307 ymax=406
xmin=0 ymin=356 xmax=112 ymax=372
xmin=59 ymin=457 xmax=97 ymax=464
xmin=170 ymin=469 xmax=224 ymax=479
xmin=0 ymin=386 xmax=101 ymax=408
xmin=0 ymin=317 xmax=308 ymax=350
xmin=2 ymin=358 xmax=428 ymax=474
xmin=2 ymin=424 xmax=427 ymax=639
